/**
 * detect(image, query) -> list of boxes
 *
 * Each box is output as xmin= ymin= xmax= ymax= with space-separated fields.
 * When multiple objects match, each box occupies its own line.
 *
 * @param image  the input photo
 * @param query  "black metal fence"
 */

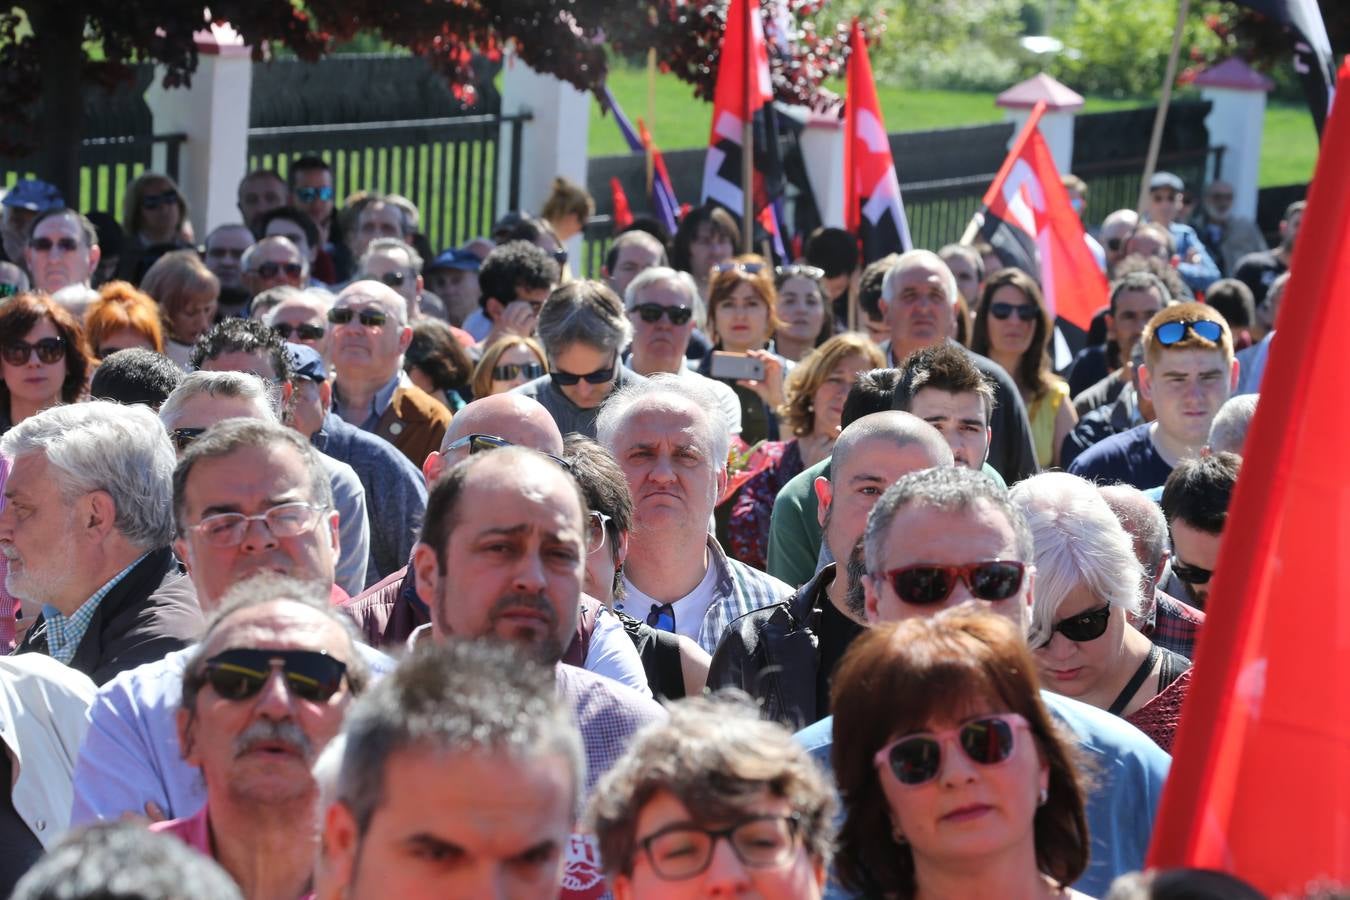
xmin=0 ymin=133 xmax=188 ymax=218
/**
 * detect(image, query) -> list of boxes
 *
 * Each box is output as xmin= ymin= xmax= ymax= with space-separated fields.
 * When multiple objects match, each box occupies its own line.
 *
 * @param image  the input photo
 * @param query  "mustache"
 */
xmin=486 ymin=592 xmax=559 ymax=627
xmin=234 ymin=719 xmax=313 ymax=761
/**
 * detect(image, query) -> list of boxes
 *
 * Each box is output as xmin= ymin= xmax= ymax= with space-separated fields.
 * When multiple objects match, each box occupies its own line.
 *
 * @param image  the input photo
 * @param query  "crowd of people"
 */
xmin=0 ymin=158 xmax=1289 ymax=899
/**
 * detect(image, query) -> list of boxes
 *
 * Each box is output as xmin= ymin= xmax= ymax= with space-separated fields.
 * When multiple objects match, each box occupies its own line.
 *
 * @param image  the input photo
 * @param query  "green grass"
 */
xmin=1260 ymin=102 xmax=1319 ymax=186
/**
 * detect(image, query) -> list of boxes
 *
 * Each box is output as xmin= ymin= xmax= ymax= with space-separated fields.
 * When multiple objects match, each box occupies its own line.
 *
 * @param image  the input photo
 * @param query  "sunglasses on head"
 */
xmin=172 ymin=427 xmax=207 ymax=452
xmin=328 ymin=307 xmax=388 ymax=328
xmin=294 ymin=186 xmax=335 ymax=204
xmin=880 ymin=560 xmax=1026 ymax=606
xmin=200 ymin=648 xmax=349 ymax=704
xmin=775 ymin=263 xmax=826 ymax=282
xmin=550 ymin=358 xmax=616 ymax=386
xmin=2 ymin=337 xmax=65 ymax=366
xmin=632 ymin=303 xmax=693 ymax=326
xmin=140 ymin=189 xmax=179 ymax=211
xmin=444 ymin=433 xmax=572 ymax=471
xmin=492 ymin=362 xmax=545 ymax=382
xmin=272 ymin=322 xmax=326 ymax=342
xmin=29 ymin=236 xmax=80 ymax=253
xmin=255 ymin=261 xmax=304 ymax=279
xmin=1033 ymin=604 xmax=1111 ymax=650
xmin=1172 ymin=561 xmax=1212 ymax=586
xmin=874 ymin=714 xmax=1031 ymax=787
xmin=1152 ymin=319 xmax=1224 ymax=347
xmin=713 ymin=261 xmax=765 ymax=276
xmin=989 ymin=301 xmax=1039 ymax=322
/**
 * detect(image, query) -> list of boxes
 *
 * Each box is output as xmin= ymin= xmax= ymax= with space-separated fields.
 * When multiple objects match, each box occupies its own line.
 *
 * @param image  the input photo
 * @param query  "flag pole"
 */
xmin=741 ymin=0 xmax=755 ymax=254
xmin=646 ymin=48 xmax=657 ymax=198
xmin=1135 ymin=0 xmax=1192 ymax=219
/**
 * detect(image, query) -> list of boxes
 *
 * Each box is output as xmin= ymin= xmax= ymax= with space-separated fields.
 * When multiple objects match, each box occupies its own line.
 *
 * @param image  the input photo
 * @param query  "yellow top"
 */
xmin=1028 ymin=377 xmax=1071 ymax=468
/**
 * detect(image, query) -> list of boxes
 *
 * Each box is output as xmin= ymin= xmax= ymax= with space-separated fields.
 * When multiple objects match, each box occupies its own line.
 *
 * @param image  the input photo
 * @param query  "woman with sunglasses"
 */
xmin=83 ymin=281 xmax=166 ymax=360
xmin=1012 ymin=472 xmax=1192 ymax=751
xmin=971 ymin=269 xmax=1078 ymax=468
xmin=0 ymin=293 xmax=92 ymax=433
xmin=773 ymin=264 xmax=834 ymax=362
xmin=140 ymin=250 xmax=221 ymax=371
xmin=832 ymin=608 xmax=1092 ymax=900
xmin=117 ymin=172 xmax=193 ymax=283
xmin=471 ymin=335 xmax=549 ymax=399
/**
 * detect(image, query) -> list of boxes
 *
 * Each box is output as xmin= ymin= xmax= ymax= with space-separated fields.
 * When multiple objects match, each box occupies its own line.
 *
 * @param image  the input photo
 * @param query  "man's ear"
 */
xmin=173 ymin=536 xmax=193 ymax=579
xmin=319 ymin=380 xmax=333 ymax=412
xmin=813 ymin=476 xmax=833 ymax=529
xmin=83 ymin=490 xmax=119 ymax=540
xmin=322 ymin=801 xmax=361 ymax=897
xmin=397 ymin=325 xmax=414 ymax=353
xmin=176 ymin=707 xmax=199 ymax=765
xmin=1137 ymin=362 xmax=1154 ymax=402
xmin=281 ymin=381 xmax=295 ymax=407
xmin=863 ymin=575 xmax=882 ymax=625
xmin=422 ymin=450 xmax=444 ymax=487
xmin=484 ymin=296 xmax=504 ymax=323
xmin=86 ymin=244 xmax=102 ymax=278
xmin=1229 ymin=356 xmax=1240 ymax=391
xmin=1104 ymin=313 xmax=1117 ymax=341
xmin=412 ymin=542 xmax=442 ymax=631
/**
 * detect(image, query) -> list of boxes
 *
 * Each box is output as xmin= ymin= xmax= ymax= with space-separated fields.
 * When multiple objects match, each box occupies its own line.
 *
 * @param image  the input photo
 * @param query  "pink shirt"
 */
xmin=150 ymin=801 xmax=211 ymax=855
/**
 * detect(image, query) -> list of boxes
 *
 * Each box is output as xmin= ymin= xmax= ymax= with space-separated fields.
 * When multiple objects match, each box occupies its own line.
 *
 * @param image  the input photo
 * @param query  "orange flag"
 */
xmin=1146 ymin=60 xmax=1350 ymax=893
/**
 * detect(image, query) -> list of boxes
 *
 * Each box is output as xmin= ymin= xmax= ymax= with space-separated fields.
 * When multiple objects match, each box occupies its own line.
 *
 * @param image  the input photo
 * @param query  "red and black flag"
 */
xmin=1232 ymin=0 xmax=1337 ymax=135
xmin=844 ymin=19 xmax=912 ymax=263
xmin=701 ymin=0 xmax=788 ymax=255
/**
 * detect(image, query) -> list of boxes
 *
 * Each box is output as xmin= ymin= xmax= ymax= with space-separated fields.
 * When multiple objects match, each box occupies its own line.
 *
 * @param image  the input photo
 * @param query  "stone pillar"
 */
xmin=144 ymin=23 xmax=253 ymax=235
xmin=996 ymin=72 xmax=1084 ymax=174
xmin=1196 ymin=58 xmax=1273 ymax=220
xmin=798 ymin=113 xmax=846 ymax=228
xmin=497 ymin=52 xmax=591 ymax=261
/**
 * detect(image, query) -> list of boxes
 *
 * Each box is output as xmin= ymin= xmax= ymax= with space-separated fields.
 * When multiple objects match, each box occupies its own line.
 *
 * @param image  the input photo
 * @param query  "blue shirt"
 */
xmin=1167 ymin=222 xmax=1221 ymax=293
xmin=1068 ymin=422 xmax=1173 ymax=492
xmin=795 ymin=691 xmax=1170 ymax=899
xmin=333 ymin=371 xmax=402 ymax=433
xmin=43 ymin=555 xmax=148 ymax=665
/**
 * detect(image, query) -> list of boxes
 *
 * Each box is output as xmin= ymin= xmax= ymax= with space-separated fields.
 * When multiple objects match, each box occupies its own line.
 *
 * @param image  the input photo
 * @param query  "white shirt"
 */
xmin=583 ymin=606 xmax=651 ymax=698
xmin=619 ymin=561 xmax=717 ymax=644
xmin=675 ymin=365 xmax=744 ymax=436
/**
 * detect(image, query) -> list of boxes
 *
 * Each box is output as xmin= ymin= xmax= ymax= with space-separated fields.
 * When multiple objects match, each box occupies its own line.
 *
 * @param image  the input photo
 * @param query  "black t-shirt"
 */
xmin=0 ymin=750 xmax=43 ymax=898
xmin=814 ymin=593 xmax=864 ymax=721
xmin=1067 ymin=422 xmax=1173 ymax=491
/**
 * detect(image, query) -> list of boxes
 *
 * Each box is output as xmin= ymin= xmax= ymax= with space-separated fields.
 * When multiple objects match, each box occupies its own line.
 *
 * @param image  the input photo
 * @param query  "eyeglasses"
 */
xmin=636 ymin=815 xmax=802 ymax=881
xmin=873 ymin=714 xmax=1030 ymax=787
xmin=586 ymin=511 xmax=612 ymax=555
xmin=491 ymin=362 xmax=545 ymax=382
xmin=550 ymin=357 xmax=616 ymax=387
xmin=632 ymin=303 xmax=694 ymax=326
xmin=272 ymin=322 xmax=326 ymax=342
xmin=1 ymin=337 xmax=65 ymax=366
xmin=989 ymin=302 xmax=1039 ymax=322
xmin=187 ymin=501 xmax=329 ymax=548
xmin=294 ymin=186 xmax=335 ymax=204
xmin=1153 ymin=319 xmax=1224 ymax=346
xmin=328 ymin=307 xmax=388 ymax=328
xmin=775 ymin=263 xmax=826 ymax=281
xmin=1033 ymin=604 xmax=1111 ymax=649
xmin=879 ymin=560 xmax=1026 ymax=606
xmin=443 ymin=433 xmax=572 ymax=471
xmin=377 ymin=271 xmax=410 ymax=288
xmin=254 ymin=261 xmax=304 ymax=280
xmin=200 ymin=648 xmax=348 ymax=704
xmin=172 ymin=427 xmax=207 ymax=452
xmin=28 ymin=236 xmax=80 ymax=253
xmin=713 ymin=261 xmax=765 ymax=275
xmin=1172 ymin=561 xmax=1212 ymax=586
xmin=140 ymin=189 xmax=179 ymax=211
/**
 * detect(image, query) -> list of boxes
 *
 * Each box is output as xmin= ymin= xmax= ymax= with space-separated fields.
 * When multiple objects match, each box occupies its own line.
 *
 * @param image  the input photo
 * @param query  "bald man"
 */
xmin=707 ymin=411 xmax=954 ymax=729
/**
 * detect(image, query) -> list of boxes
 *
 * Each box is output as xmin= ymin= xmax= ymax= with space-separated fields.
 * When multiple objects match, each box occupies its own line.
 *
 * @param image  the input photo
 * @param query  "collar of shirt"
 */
xmin=43 ymin=552 xmax=149 ymax=665
xmin=333 ymin=370 xmax=405 ymax=432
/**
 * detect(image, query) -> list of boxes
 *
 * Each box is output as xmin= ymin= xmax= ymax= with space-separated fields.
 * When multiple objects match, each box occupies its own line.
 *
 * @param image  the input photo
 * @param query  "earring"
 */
xmin=1038 ymin=786 xmax=1049 ymax=807
xmin=891 ymin=825 xmax=908 ymax=846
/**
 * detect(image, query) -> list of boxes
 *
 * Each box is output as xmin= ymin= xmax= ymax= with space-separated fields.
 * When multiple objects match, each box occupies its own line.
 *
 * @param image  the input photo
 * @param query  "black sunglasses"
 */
xmin=200 ymin=648 xmax=349 ymax=704
xmin=29 ymin=236 xmax=80 ymax=253
xmin=880 ymin=561 xmax=1026 ymax=606
xmin=378 ymin=271 xmax=410 ymax=288
xmin=272 ymin=323 xmax=326 ymax=342
xmin=1153 ymin=320 xmax=1224 ymax=347
xmin=2 ymin=337 xmax=65 ymax=366
xmin=632 ymin=303 xmax=693 ymax=325
xmin=491 ymin=362 xmax=546 ymax=382
xmin=255 ymin=261 xmax=304 ymax=279
xmin=444 ymin=433 xmax=572 ymax=471
xmin=172 ymin=427 xmax=207 ymax=452
xmin=989 ymin=302 xmax=1039 ymax=322
xmin=294 ymin=186 xmax=335 ymax=203
xmin=1172 ymin=561 xmax=1212 ymax=586
xmin=140 ymin=189 xmax=179 ymax=211
xmin=328 ymin=307 xmax=388 ymax=328
xmin=550 ymin=360 xmax=616 ymax=387
xmin=1034 ymin=604 xmax=1111 ymax=649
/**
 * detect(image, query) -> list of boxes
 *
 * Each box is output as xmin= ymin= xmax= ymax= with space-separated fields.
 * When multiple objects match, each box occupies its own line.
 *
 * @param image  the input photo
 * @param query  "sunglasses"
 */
xmin=294 ymin=186 xmax=335 ymax=203
xmin=989 ymin=302 xmax=1039 ymax=322
xmin=188 ymin=501 xmax=329 ymax=548
xmin=1153 ymin=319 xmax=1224 ymax=346
xmin=550 ymin=357 xmax=617 ymax=387
xmin=1172 ymin=561 xmax=1212 ymax=586
xmin=272 ymin=322 xmax=326 ymax=342
xmin=775 ymin=263 xmax=826 ymax=281
xmin=201 ymin=648 xmax=348 ymax=704
xmin=29 ymin=236 xmax=80 ymax=253
xmin=140 ymin=189 xmax=179 ymax=211
xmin=873 ymin=714 xmax=1030 ymax=787
xmin=632 ymin=303 xmax=693 ymax=325
xmin=879 ymin=560 xmax=1026 ymax=606
xmin=713 ymin=261 xmax=765 ymax=275
xmin=492 ymin=362 xmax=545 ymax=382
xmin=2 ymin=337 xmax=65 ymax=366
xmin=172 ymin=427 xmax=207 ymax=452
xmin=328 ymin=307 xmax=388 ymax=328
xmin=254 ymin=261 xmax=304 ymax=279
xmin=1033 ymin=604 xmax=1111 ymax=649
xmin=444 ymin=433 xmax=572 ymax=471
xmin=378 ymin=271 xmax=410 ymax=288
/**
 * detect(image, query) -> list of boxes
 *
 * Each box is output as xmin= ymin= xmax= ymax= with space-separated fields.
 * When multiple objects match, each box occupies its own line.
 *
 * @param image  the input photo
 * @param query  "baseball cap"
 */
xmin=426 ymin=247 xmax=482 ymax=273
xmin=285 ymin=342 xmax=328 ymax=383
xmin=3 ymin=179 xmax=64 ymax=213
xmin=1149 ymin=172 xmax=1185 ymax=194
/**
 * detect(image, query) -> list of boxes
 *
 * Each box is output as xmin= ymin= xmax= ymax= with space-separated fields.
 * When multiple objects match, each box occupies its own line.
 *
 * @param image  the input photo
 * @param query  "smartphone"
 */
xmin=710 ymin=351 xmax=765 ymax=382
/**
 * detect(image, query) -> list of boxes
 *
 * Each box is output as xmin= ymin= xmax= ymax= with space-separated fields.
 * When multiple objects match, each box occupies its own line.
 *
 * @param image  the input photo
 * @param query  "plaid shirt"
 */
xmin=696 ymin=536 xmax=795 ymax=656
xmin=1141 ymin=590 xmax=1206 ymax=660
xmin=43 ymin=554 xmax=148 ymax=665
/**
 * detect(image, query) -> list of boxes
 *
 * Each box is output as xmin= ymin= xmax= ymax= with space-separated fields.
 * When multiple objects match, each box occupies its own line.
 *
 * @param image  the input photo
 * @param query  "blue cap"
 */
xmin=2 ymin=179 xmax=64 ymax=213
xmin=426 ymin=247 xmax=482 ymax=272
xmin=285 ymin=342 xmax=327 ymax=382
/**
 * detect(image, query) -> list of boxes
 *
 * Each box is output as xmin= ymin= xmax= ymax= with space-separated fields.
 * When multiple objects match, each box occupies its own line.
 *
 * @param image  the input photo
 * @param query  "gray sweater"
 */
xmin=511 ymin=366 xmax=647 ymax=438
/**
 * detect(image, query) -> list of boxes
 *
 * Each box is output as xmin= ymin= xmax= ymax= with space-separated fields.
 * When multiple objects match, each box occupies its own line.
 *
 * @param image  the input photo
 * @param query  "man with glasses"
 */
xmin=262 ymin=286 xmax=332 ymax=359
xmin=623 ymin=266 xmax=741 ymax=436
xmin=70 ymin=418 xmax=393 ymax=826
xmin=288 ymin=155 xmax=343 ymax=283
xmin=1 ymin=402 xmax=202 ymax=684
xmin=1160 ymin=452 xmax=1240 ymax=611
xmin=357 ymin=237 xmax=443 ymax=325
xmin=154 ymin=579 xmax=369 ymax=899
xmin=1099 ymin=208 xmax=1139 ymax=275
xmin=202 ymin=224 xmax=255 ymax=318
xmin=241 ymin=235 xmax=308 ymax=298
xmin=260 ymin=207 xmax=323 ymax=285
xmin=328 ymin=280 xmax=450 ymax=467
xmin=24 ymin=208 xmax=101 ymax=295
xmin=1145 ymin=171 xmax=1220 ymax=294
xmin=1071 ymin=302 xmax=1237 ymax=491
xmin=793 ymin=466 xmax=1170 ymax=897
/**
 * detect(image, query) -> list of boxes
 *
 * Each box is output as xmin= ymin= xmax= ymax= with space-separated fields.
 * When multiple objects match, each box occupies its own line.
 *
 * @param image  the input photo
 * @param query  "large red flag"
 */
xmin=843 ymin=19 xmax=912 ymax=263
xmin=1146 ymin=60 xmax=1350 ymax=894
xmin=974 ymin=102 xmax=1105 ymax=332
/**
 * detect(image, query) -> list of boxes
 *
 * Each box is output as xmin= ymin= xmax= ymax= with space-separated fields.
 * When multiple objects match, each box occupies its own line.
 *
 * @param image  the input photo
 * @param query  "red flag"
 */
xmin=638 ymin=118 xmax=681 ymax=231
xmin=1146 ymin=60 xmax=1350 ymax=893
xmin=610 ymin=177 xmax=634 ymax=231
xmin=844 ymin=19 xmax=912 ymax=261
xmin=975 ymin=102 xmax=1105 ymax=332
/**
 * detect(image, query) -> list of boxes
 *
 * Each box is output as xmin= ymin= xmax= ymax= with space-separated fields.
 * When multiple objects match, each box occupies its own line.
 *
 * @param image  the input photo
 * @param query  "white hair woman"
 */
xmin=1010 ymin=472 xmax=1192 ymax=751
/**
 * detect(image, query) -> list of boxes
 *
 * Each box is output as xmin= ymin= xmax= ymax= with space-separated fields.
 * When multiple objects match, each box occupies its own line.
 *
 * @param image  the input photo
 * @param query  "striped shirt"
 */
xmin=44 ymin=555 xmax=148 ymax=665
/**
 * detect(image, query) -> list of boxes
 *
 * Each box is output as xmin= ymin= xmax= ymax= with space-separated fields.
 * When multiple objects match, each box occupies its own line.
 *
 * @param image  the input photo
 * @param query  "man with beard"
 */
xmin=153 ymin=578 xmax=369 ymax=899
xmin=1189 ymin=179 xmax=1267 ymax=275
